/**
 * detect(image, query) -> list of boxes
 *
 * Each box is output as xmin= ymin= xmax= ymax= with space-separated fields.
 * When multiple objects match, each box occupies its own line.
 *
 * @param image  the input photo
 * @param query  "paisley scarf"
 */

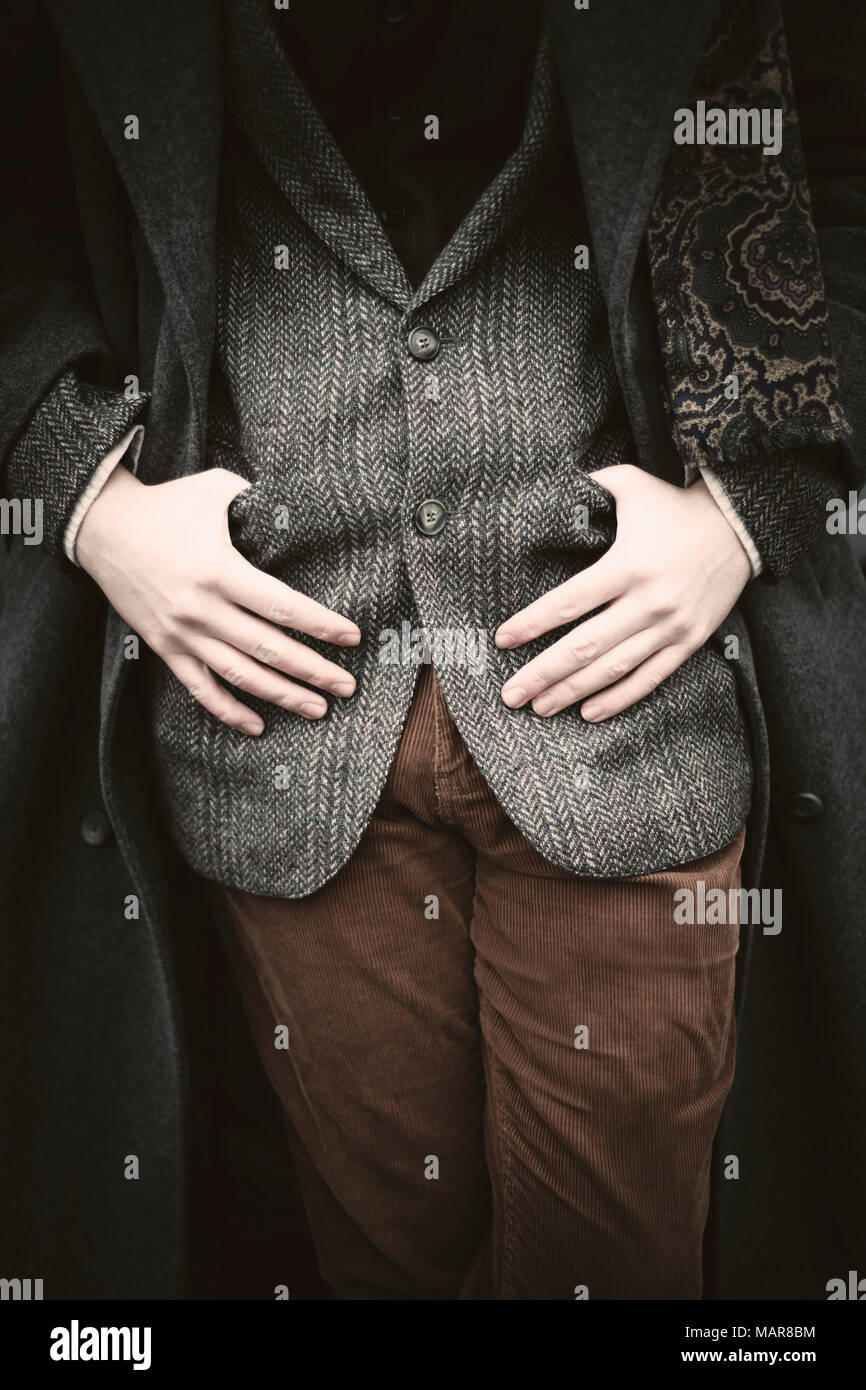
xmin=647 ymin=0 xmax=851 ymax=478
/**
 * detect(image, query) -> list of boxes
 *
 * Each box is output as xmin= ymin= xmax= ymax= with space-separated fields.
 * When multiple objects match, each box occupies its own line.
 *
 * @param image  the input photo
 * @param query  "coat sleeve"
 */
xmin=0 ymin=2 xmax=149 ymax=565
xmin=694 ymin=442 xmax=849 ymax=585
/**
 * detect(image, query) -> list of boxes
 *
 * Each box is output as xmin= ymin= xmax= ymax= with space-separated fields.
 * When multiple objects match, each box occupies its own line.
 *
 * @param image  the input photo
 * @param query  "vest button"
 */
xmin=80 ymin=808 xmax=113 ymax=846
xmin=381 ymin=201 xmax=406 ymax=225
xmin=414 ymin=499 xmax=447 ymax=536
xmin=789 ymin=792 xmax=824 ymax=821
xmin=407 ymin=325 xmax=440 ymax=361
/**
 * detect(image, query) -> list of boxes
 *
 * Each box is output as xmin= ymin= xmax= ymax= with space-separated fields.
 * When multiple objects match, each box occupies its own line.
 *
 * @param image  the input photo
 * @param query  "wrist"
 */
xmin=75 ymin=464 xmax=142 ymax=575
xmin=688 ymin=476 xmax=753 ymax=584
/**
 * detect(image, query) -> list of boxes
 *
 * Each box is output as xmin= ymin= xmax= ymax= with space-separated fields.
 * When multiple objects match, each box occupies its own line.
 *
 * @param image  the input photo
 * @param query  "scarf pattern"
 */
xmin=647 ymin=0 xmax=850 ymax=479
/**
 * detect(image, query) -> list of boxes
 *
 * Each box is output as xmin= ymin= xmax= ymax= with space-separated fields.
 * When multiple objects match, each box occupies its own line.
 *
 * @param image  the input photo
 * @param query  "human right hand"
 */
xmin=75 ymin=465 xmax=360 ymax=735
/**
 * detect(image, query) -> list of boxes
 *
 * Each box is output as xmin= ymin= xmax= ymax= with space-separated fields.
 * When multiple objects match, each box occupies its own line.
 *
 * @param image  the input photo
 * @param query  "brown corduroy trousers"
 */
xmin=207 ymin=661 xmax=746 ymax=1300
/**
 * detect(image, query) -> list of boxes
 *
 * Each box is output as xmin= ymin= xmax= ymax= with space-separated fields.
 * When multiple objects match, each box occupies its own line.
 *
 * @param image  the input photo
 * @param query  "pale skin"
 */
xmin=76 ymin=461 xmax=752 ymax=733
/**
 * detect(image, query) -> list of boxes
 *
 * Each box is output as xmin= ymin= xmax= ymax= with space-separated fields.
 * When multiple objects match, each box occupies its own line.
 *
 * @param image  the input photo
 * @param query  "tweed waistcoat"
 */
xmin=145 ymin=0 xmax=753 ymax=897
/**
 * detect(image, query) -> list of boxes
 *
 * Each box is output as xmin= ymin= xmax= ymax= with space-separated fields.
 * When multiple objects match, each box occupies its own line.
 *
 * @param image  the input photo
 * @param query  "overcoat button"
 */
xmin=80 ymin=808 xmax=113 ymax=846
xmin=789 ymin=792 xmax=823 ymax=821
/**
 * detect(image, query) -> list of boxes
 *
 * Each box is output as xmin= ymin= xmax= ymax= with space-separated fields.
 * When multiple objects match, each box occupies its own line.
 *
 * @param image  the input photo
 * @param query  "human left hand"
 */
xmin=495 ymin=464 xmax=753 ymax=722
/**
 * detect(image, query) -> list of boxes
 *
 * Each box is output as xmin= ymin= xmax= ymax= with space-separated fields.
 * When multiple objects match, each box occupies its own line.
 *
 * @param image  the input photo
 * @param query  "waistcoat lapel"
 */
xmin=226 ymin=0 xmax=560 ymax=313
xmin=226 ymin=0 xmax=412 ymax=309
xmin=412 ymin=17 xmax=560 ymax=309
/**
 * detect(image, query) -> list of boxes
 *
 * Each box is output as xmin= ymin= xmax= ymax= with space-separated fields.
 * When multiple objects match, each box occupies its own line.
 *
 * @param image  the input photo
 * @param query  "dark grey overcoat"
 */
xmin=1 ymin=0 xmax=864 ymax=1299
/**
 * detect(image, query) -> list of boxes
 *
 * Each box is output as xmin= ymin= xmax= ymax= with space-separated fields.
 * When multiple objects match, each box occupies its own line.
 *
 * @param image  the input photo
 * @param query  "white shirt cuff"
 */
xmin=63 ymin=424 xmax=145 ymax=567
xmin=698 ymin=463 xmax=763 ymax=579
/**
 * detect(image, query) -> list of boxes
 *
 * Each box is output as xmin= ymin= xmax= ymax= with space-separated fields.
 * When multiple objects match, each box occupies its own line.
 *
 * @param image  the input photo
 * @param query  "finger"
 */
xmin=495 ymin=553 xmax=622 ymax=649
xmin=530 ymin=627 xmax=666 ymax=716
xmin=191 ymin=636 xmax=330 ymax=717
xmin=166 ymin=653 xmax=266 ymax=734
xmin=580 ymin=643 xmax=692 ymax=722
xmin=193 ymin=601 xmax=356 ymax=696
xmin=220 ymin=553 xmax=361 ymax=646
xmin=500 ymin=598 xmax=646 ymax=707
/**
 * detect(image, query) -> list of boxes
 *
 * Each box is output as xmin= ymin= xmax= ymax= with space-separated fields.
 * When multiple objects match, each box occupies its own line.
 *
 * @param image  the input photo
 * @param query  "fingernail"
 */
xmin=337 ymin=631 xmax=361 ymax=646
xmin=532 ymin=696 xmax=556 ymax=716
xmin=501 ymin=685 xmax=527 ymax=708
xmin=582 ymin=704 xmax=602 ymax=721
xmin=240 ymin=721 xmax=263 ymax=735
xmin=300 ymin=701 xmax=327 ymax=718
xmin=330 ymin=681 xmax=355 ymax=696
xmin=496 ymin=631 xmax=517 ymax=649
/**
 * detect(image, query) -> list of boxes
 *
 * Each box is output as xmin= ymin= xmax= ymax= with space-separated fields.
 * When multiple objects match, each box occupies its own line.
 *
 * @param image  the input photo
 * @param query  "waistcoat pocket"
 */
xmin=502 ymin=464 xmax=618 ymax=619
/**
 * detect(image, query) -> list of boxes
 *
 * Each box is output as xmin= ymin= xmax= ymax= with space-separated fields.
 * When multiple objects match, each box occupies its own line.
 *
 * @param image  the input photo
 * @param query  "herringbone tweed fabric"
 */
xmin=145 ymin=0 xmax=753 ymax=896
xmin=6 ymin=371 xmax=149 ymax=557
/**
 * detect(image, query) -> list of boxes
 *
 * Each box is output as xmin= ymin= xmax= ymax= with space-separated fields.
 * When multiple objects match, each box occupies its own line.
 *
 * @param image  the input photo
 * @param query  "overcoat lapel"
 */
xmin=548 ymin=0 xmax=718 ymax=342
xmin=43 ymin=0 xmax=223 ymax=448
xmin=42 ymin=0 xmax=224 ymax=857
